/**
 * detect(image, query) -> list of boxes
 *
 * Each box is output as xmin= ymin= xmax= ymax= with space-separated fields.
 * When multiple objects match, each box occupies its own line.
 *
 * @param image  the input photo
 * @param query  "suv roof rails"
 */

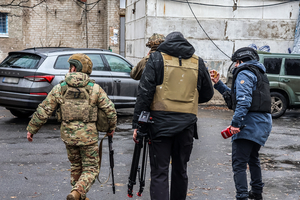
xmin=24 ymin=47 xmax=71 ymax=51
xmin=62 ymin=48 xmax=110 ymax=52
xmin=23 ymin=47 xmax=110 ymax=53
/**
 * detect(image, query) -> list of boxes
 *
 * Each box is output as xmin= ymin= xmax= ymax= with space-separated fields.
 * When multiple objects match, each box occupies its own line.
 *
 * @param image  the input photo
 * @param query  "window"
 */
xmin=54 ymin=54 xmax=107 ymax=71
xmin=285 ymin=59 xmax=300 ymax=76
xmin=0 ymin=13 xmax=8 ymax=36
xmin=103 ymin=54 xmax=131 ymax=72
xmin=0 ymin=54 xmax=40 ymax=69
xmin=88 ymin=54 xmax=106 ymax=71
xmin=54 ymin=55 xmax=70 ymax=69
xmin=120 ymin=0 xmax=126 ymax=8
xmin=264 ymin=58 xmax=282 ymax=74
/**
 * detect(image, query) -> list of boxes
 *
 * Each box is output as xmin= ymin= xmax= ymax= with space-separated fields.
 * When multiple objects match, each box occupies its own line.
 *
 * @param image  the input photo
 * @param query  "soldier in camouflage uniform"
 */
xmin=130 ymin=33 xmax=165 ymax=80
xmin=26 ymin=53 xmax=117 ymax=200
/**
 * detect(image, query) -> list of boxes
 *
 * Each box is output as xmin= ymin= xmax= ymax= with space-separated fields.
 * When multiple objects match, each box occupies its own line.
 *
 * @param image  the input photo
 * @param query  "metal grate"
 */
xmin=0 ymin=13 xmax=8 ymax=35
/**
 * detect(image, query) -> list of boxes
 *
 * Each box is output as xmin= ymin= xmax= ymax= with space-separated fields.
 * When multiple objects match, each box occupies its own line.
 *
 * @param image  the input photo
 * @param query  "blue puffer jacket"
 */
xmin=214 ymin=60 xmax=272 ymax=146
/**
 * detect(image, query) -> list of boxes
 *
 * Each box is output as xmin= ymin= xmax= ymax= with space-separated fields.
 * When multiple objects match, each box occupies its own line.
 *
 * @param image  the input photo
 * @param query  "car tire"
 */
xmin=9 ymin=109 xmax=34 ymax=118
xmin=271 ymin=92 xmax=287 ymax=119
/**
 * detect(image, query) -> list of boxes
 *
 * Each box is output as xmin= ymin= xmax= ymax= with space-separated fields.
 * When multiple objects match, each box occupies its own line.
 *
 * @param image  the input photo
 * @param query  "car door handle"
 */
xmin=280 ymin=79 xmax=290 ymax=83
xmin=114 ymin=79 xmax=121 ymax=83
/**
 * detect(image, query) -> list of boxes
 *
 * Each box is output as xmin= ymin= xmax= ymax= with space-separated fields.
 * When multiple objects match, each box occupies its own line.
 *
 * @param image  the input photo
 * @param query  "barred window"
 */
xmin=0 ymin=13 xmax=8 ymax=36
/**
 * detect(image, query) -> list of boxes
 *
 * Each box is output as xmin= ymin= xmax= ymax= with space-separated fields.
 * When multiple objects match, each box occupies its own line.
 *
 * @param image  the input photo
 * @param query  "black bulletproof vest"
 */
xmin=231 ymin=64 xmax=271 ymax=113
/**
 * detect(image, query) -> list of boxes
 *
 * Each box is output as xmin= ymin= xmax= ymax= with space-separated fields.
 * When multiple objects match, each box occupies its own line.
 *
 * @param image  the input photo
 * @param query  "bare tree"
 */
xmin=0 ymin=0 xmax=46 ymax=9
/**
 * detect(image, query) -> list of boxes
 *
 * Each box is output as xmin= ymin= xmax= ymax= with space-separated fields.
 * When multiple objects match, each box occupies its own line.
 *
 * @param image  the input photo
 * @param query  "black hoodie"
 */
xmin=157 ymin=32 xmax=195 ymax=59
xmin=132 ymin=33 xmax=214 ymax=138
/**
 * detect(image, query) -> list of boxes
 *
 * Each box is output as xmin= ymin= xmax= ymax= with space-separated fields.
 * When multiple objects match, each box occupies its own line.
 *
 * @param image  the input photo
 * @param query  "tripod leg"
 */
xmin=137 ymin=138 xmax=149 ymax=196
xmin=128 ymin=139 xmax=143 ymax=197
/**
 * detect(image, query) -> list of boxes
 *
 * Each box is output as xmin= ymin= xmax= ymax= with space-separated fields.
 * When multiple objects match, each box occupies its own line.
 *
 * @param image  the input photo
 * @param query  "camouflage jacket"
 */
xmin=130 ymin=49 xmax=157 ymax=80
xmin=130 ymin=55 xmax=149 ymax=80
xmin=26 ymin=72 xmax=117 ymax=146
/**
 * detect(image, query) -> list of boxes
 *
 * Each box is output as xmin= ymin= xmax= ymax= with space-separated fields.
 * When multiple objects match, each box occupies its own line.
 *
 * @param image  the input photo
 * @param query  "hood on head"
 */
xmin=157 ymin=32 xmax=195 ymax=59
xmin=165 ymin=32 xmax=184 ymax=41
xmin=65 ymin=72 xmax=90 ymax=87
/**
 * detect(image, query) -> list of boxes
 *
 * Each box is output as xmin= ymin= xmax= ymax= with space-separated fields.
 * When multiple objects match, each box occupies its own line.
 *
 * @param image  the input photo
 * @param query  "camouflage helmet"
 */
xmin=68 ymin=53 xmax=93 ymax=75
xmin=146 ymin=33 xmax=165 ymax=48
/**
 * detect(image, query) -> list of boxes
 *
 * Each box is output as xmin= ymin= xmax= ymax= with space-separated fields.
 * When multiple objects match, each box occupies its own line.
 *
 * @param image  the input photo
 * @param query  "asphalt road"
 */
xmin=0 ymin=106 xmax=300 ymax=200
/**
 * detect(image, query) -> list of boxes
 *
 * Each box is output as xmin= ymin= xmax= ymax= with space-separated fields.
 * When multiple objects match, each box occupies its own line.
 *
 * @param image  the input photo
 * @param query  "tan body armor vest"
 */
xmin=150 ymin=52 xmax=199 ymax=115
xmin=57 ymin=81 xmax=99 ymax=123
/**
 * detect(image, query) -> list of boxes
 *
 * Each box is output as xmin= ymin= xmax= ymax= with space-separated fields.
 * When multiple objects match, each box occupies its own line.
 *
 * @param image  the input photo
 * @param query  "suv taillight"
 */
xmin=24 ymin=75 xmax=55 ymax=83
xmin=30 ymin=92 xmax=48 ymax=96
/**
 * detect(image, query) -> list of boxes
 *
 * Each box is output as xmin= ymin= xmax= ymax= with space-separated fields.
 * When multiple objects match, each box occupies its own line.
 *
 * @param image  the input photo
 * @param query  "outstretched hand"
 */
xmin=209 ymin=70 xmax=220 ymax=84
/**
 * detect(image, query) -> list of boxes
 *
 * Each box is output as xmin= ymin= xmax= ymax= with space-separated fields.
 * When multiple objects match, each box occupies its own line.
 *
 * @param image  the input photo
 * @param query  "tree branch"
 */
xmin=0 ymin=0 xmax=46 ymax=9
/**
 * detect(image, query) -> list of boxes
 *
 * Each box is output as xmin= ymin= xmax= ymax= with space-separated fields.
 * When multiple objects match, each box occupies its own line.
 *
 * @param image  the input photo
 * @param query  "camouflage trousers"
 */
xmin=66 ymin=142 xmax=99 ymax=200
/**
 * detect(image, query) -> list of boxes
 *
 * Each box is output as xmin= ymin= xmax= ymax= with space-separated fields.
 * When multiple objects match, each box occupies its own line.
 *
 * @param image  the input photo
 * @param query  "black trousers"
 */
xmin=232 ymin=139 xmax=264 ymax=199
xmin=148 ymin=125 xmax=194 ymax=200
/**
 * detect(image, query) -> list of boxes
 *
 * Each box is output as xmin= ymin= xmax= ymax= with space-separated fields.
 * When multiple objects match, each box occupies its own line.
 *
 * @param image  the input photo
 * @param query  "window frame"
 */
xmin=0 ymin=12 xmax=8 ymax=37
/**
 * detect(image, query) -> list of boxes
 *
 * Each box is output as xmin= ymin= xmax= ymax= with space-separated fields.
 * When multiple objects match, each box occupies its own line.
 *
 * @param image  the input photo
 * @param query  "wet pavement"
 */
xmin=0 ymin=106 xmax=300 ymax=199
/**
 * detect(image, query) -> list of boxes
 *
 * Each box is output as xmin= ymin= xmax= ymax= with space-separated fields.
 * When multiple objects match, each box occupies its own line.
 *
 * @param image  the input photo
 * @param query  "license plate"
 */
xmin=2 ymin=77 xmax=20 ymax=84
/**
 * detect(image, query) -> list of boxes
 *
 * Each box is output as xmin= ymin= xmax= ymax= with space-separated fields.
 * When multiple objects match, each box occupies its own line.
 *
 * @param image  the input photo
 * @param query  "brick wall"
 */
xmin=0 ymin=0 xmax=121 ymax=61
xmin=0 ymin=1 xmax=24 ymax=61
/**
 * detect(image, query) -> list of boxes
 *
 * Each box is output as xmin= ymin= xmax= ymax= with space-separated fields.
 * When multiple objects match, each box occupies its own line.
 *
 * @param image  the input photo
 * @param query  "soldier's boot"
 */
xmin=66 ymin=190 xmax=81 ymax=200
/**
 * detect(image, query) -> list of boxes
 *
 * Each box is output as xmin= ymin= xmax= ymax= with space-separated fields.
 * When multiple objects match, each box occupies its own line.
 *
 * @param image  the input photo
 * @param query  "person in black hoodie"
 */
xmin=132 ymin=32 xmax=214 ymax=200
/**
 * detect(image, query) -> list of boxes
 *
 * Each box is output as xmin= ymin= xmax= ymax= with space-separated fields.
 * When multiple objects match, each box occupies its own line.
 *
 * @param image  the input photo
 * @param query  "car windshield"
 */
xmin=0 ymin=53 xmax=41 ymax=69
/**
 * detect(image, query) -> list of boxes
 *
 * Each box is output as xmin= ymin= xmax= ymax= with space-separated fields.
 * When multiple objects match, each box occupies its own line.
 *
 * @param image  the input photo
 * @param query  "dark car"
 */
xmin=0 ymin=47 xmax=139 ymax=118
xmin=226 ymin=51 xmax=300 ymax=118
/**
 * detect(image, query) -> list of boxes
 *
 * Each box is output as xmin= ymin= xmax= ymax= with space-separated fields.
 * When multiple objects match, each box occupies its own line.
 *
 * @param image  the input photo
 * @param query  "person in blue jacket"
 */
xmin=210 ymin=47 xmax=272 ymax=200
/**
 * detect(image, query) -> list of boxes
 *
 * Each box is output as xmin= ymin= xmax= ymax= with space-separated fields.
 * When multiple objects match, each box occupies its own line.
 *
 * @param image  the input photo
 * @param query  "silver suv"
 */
xmin=0 ymin=47 xmax=139 ymax=118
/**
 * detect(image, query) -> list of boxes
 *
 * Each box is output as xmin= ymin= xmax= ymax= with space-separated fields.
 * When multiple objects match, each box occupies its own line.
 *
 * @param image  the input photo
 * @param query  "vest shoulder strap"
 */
xmin=161 ymin=52 xmax=171 ymax=60
xmin=235 ymin=65 xmax=264 ymax=76
xmin=232 ymin=64 xmax=263 ymax=90
xmin=161 ymin=52 xmax=198 ymax=60
xmin=161 ymin=52 xmax=199 ymax=67
xmin=191 ymin=54 xmax=199 ymax=64
xmin=86 ymin=81 xmax=100 ymax=106
xmin=85 ymin=82 xmax=93 ymax=94
xmin=60 ymin=81 xmax=68 ymax=95
xmin=60 ymin=79 xmax=96 ymax=97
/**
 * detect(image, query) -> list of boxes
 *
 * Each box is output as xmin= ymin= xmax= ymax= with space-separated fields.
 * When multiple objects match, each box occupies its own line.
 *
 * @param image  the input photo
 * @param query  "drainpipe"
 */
xmin=85 ymin=1 xmax=88 ymax=48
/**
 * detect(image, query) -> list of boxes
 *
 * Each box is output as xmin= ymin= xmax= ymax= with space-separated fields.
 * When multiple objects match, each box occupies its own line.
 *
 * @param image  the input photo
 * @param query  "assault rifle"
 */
xmin=108 ymin=135 xmax=115 ymax=194
xmin=127 ymin=111 xmax=153 ymax=198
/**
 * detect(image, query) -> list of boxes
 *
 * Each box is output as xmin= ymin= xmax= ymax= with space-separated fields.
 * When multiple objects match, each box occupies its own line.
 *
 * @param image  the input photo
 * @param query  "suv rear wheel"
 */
xmin=271 ymin=92 xmax=287 ymax=118
xmin=9 ymin=109 xmax=34 ymax=118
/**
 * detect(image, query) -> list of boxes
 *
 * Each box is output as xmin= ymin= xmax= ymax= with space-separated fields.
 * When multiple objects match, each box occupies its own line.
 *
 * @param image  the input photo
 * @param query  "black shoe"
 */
xmin=249 ymin=190 xmax=263 ymax=200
